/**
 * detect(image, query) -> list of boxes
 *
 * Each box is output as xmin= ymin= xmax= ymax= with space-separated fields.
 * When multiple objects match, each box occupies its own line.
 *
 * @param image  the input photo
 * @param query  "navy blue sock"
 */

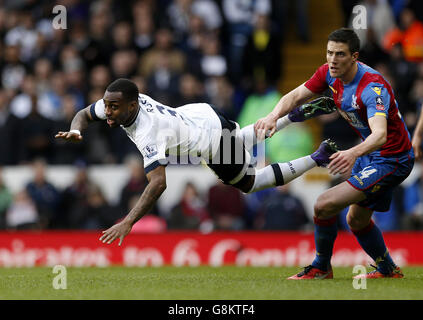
xmin=311 ymin=216 xmax=338 ymax=271
xmin=352 ymin=220 xmax=396 ymax=274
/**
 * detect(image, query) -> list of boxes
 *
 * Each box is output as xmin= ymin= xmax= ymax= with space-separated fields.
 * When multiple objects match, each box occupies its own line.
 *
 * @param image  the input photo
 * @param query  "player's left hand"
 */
xmin=327 ymin=150 xmax=357 ymax=175
xmin=99 ymin=220 xmax=132 ymax=246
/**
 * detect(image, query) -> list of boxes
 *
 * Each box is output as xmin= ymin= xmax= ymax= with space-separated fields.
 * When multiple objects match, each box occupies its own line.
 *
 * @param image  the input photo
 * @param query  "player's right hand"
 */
xmin=412 ymin=135 xmax=423 ymax=161
xmin=55 ymin=131 xmax=83 ymax=142
xmin=254 ymin=114 xmax=278 ymax=141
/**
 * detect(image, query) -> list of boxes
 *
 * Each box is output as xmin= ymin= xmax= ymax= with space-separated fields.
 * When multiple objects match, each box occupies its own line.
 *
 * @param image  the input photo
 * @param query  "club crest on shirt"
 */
xmin=142 ymin=144 xmax=158 ymax=158
xmin=351 ymin=94 xmax=359 ymax=109
xmin=375 ymin=96 xmax=385 ymax=111
xmin=371 ymin=86 xmax=382 ymax=95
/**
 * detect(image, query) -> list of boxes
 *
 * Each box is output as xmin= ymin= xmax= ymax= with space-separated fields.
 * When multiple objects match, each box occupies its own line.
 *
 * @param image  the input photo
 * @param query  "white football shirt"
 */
xmin=90 ymin=94 xmax=222 ymax=173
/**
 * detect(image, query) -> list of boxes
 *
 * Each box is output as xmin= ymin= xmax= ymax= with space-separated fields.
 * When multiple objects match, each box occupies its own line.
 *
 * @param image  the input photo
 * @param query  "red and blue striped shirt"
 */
xmin=305 ymin=61 xmax=412 ymax=156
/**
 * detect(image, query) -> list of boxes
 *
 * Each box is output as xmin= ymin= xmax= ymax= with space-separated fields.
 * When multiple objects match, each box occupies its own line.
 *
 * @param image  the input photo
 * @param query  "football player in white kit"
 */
xmin=55 ymin=78 xmax=337 ymax=245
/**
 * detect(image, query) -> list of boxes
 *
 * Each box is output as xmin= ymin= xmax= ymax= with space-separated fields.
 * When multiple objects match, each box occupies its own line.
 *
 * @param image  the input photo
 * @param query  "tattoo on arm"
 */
xmin=70 ymin=108 xmax=93 ymax=132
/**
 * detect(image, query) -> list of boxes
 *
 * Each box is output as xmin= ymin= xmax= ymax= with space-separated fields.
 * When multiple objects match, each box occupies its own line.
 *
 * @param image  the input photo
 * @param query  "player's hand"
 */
xmin=99 ymin=220 xmax=132 ymax=246
xmin=327 ymin=150 xmax=357 ymax=175
xmin=254 ymin=113 xmax=278 ymax=141
xmin=412 ymin=135 xmax=423 ymax=161
xmin=55 ymin=131 xmax=83 ymax=143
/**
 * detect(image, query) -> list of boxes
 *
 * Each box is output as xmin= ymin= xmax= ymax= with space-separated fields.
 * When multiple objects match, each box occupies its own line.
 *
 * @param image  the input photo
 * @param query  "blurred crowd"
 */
xmin=0 ymin=0 xmax=423 ymax=232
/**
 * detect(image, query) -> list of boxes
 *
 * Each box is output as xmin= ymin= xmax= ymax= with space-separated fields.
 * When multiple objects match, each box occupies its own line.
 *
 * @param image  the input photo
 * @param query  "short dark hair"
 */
xmin=106 ymin=78 xmax=139 ymax=102
xmin=328 ymin=28 xmax=360 ymax=54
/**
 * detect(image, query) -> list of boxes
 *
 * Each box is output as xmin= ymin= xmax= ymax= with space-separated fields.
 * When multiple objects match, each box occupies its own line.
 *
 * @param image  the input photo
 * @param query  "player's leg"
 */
xmin=288 ymin=181 xmax=366 ymax=280
xmin=240 ymin=138 xmax=338 ymax=193
xmin=208 ymin=136 xmax=338 ymax=194
xmin=240 ymin=96 xmax=337 ymax=150
xmin=349 ymin=153 xmax=413 ymax=278
xmin=347 ymin=204 xmax=402 ymax=278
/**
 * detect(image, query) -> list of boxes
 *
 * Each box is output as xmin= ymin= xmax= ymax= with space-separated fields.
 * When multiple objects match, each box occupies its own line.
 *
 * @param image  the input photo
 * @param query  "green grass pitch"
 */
xmin=1 ymin=266 xmax=423 ymax=300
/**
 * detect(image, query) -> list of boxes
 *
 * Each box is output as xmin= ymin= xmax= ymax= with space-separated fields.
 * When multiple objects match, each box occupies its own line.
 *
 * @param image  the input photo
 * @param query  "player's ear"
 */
xmin=129 ymin=100 xmax=137 ymax=111
xmin=352 ymin=51 xmax=359 ymax=63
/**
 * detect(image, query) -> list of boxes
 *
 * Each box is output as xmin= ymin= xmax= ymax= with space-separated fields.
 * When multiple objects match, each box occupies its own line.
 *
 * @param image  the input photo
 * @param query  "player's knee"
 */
xmin=314 ymin=195 xmax=337 ymax=219
xmin=346 ymin=213 xmax=368 ymax=230
xmin=232 ymin=174 xmax=254 ymax=193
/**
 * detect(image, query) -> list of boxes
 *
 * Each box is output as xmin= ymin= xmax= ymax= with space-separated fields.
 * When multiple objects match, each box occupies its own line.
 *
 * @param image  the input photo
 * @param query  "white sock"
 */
xmin=277 ymin=155 xmax=316 ymax=184
xmin=276 ymin=115 xmax=292 ymax=131
xmin=248 ymin=155 xmax=316 ymax=193
xmin=240 ymin=115 xmax=292 ymax=150
xmin=248 ymin=166 xmax=277 ymax=192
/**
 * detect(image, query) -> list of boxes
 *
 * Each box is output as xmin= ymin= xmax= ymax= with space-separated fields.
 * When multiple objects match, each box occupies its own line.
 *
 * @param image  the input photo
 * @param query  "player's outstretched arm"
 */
xmin=254 ymin=84 xmax=317 ymax=140
xmin=412 ymin=104 xmax=423 ymax=160
xmin=55 ymin=106 xmax=94 ymax=142
xmin=99 ymin=165 xmax=167 ymax=246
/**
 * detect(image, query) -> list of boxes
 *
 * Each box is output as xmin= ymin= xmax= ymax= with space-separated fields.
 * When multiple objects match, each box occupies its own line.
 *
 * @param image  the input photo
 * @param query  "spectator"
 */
xmin=243 ymin=178 xmax=276 ymax=229
xmin=25 ymin=158 xmax=60 ymax=229
xmin=5 ymin=190 xmax=39 ymax=230
xmin=1 ymin=44 xmax=26 ymax=92
xmin=4 ymin=10 xmax=39 ymax=64
xmin=180 ymin=13 xmax=207 ymax=60
xmin=255 ymin=184 xmax=310 ymax=230
xmin=221 ymin=0 xmax=271 ymax=82
xmin=110 ymin=49 xmax=138 ymax=79
xmin=205 ymin=75 xmax=238 ymax=120
xmin=33 ymin=57 xmax=53 ymax=94
xmin=168 ymin=181 xmax=211 ymax=230
xmin=174 ymin=72 xmax=207 ymax=106
xmin=89 ymin=65 xmax=112 ymax=92
xmin=57 ymin=161 xmax=91 ymax=229
xmin=207 ymin=180 xmax=246 ymax=231
xmin=37 ymin=71 xmax=68 ymax=121
xmin=138 ymin=27 xmax=186 ymax=79
xmin=387 ymin=43 xmax=417 ymax=113
xmin=384 ymin=7 xmax=423 ymax=63
xmin=0 ymin=89 xmax=22 ymax=165
xmin=242 ymin=13 xmax=282 ymax=89
xmin=191 ymin=0 xmax=223 ymax=32
xmin=279 ymin=0 xmax=310 ymax=43
xmin=166 ymin=0 xmax=193 ymax=42
xmin=10 ymin=74 xmax=39 ymax=119
xmin=402 ymin=169 xmax=423 ymax=230
xmin=197 ymin=33 xmax=227 ymax=79
xmin=70 ymin=183 xmax=118 ymax=230
xmin=16 ymin=76 xmax=55 ymax=162
xmin=133 ymin=6 xmax=155 ymax=54
xmin=0 ymin=167 xmax=13 ymax=229
xmin=399 ymin=7 xmax=423 ymax=63
xmin=111 ymin=21 xmax=136 ymax=52
xmin=87 ymin=2 xmax=112 ymax=66
xmin=146 ymin=51 xmax=181 ymax=104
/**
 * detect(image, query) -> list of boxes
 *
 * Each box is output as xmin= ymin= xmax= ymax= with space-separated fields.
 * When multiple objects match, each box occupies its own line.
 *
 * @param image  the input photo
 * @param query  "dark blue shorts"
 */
xmin=347 ymin=150 xmax=414 ymax=212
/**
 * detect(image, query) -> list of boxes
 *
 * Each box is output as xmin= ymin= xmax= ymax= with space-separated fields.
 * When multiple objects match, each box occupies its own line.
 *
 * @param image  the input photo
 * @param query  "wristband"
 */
xmin=69 ymin=129 xmax=81 ymax=136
